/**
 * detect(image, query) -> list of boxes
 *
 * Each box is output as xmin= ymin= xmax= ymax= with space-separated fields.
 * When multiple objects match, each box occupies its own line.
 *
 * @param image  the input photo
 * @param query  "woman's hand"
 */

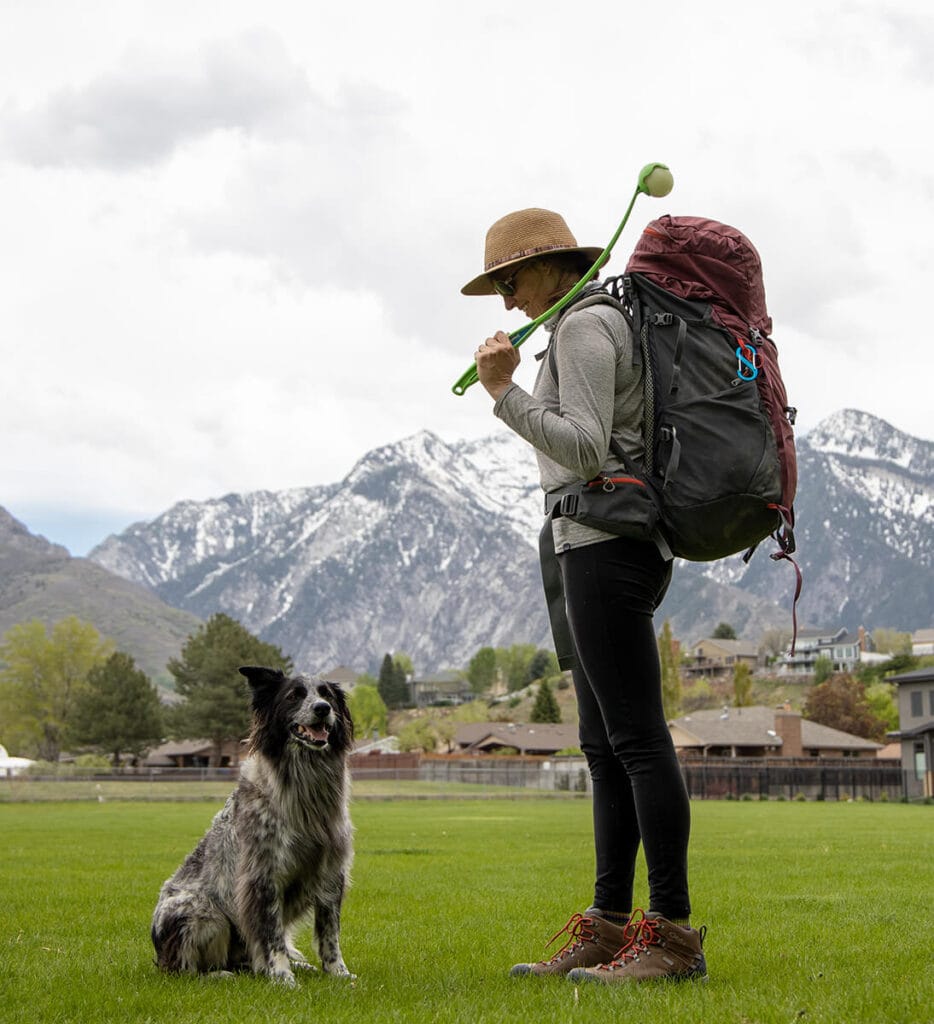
xmin=475 ymin=331 xmax=520 ymax=401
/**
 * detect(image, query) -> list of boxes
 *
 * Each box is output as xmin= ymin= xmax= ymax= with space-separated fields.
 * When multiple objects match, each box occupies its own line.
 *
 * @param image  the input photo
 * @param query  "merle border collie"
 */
xmin=151 ymin=666 xmax=354 ymax=986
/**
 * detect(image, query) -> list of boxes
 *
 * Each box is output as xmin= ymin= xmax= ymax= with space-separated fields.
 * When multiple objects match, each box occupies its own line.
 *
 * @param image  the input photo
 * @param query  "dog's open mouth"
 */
xmin=290 ymin=722 xmax=330 ymax=749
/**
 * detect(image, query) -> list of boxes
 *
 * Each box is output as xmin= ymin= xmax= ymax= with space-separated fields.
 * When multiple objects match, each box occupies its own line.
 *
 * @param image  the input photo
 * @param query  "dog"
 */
xmin=151 ymin=666 xmax=354 ymax=986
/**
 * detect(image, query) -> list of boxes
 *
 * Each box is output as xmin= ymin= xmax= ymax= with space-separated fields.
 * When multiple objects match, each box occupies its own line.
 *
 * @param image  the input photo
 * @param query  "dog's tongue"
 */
xmin=298 ymin=723 xmax=328 ymax=744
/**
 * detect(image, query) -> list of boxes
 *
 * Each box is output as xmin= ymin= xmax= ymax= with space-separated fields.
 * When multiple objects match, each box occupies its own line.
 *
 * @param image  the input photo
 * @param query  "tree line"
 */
xmin=1 ymin=612 xmax=920 ymax=766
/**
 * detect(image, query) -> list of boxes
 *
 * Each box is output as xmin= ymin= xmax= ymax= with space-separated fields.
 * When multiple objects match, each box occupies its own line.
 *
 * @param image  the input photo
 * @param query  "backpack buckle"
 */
xmin=559 ymin=493 xmax=579 ymax=517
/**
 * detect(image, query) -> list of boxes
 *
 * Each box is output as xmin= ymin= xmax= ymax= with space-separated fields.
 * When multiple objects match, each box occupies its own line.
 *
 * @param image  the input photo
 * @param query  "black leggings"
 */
xmin=559 ymin=536 xmax=691 ymax=920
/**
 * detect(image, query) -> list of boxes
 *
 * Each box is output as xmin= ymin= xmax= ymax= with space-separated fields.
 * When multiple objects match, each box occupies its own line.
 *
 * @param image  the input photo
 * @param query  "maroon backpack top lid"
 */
xmin=626 ymin=215 xmax=773 ymax=337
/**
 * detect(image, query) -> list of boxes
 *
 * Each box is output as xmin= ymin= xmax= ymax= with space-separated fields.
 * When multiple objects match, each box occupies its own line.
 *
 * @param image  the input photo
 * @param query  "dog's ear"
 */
xmin=239 ymin=666 xmax=286 ymax=691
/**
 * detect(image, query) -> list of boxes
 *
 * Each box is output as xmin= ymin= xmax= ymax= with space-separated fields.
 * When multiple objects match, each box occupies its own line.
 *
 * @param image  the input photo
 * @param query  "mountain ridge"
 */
xmin=84 ymin=408 xmax=933 ymax=674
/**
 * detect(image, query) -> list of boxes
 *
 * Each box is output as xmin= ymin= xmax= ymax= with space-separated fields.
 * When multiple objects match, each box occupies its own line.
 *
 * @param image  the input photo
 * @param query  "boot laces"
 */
xmin=540 ymin=913 xmax=598 ymax=964
xmin=597 ymin=909 xmax=658 ymax=971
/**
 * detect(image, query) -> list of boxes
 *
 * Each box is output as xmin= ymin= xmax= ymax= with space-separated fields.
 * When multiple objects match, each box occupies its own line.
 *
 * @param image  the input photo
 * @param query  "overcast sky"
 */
xmin=2 ymin=0 xmax=932 ymax=555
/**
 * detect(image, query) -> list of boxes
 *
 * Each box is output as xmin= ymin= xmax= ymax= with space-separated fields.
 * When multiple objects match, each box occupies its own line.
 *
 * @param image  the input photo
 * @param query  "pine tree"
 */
xmin=168 ymin=613 xmax=292 ymax=765
xmin=378 ymin=653 xmax=408 ymax=709
xmin=71 ymin=652 xmax=163 ymax=766
xmin=530 ymin=679 xmax=561 ymax=723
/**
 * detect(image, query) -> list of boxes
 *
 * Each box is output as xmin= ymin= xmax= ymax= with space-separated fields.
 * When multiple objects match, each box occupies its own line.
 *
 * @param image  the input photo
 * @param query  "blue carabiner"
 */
xmin=736 ymin=342 xmax=758 ymax=381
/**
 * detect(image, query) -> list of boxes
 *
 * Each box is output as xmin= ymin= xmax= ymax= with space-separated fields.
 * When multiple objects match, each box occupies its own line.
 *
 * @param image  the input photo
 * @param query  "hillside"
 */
xmin=0 ymin=507 xmax=202 ymax=684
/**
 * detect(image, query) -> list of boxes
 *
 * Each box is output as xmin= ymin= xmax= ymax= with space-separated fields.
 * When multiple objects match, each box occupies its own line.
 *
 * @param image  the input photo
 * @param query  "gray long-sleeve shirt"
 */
xmin=493 ymin=291 xmax=644 ymax=551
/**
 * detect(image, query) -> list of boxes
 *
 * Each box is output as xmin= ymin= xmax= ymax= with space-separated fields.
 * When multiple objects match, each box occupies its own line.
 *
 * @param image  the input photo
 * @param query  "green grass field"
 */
xmin=1 ymin=798 xmax=932 ymax=1024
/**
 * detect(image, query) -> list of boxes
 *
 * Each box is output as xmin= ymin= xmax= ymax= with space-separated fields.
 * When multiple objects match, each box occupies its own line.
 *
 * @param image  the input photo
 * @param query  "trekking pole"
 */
xmin=451 ymin=162 xmax=674 ymax=396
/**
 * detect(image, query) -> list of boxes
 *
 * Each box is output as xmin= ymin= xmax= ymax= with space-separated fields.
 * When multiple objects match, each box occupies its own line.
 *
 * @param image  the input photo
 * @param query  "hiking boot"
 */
xmin=510 ymin=911 xmax=633 ymax=977
xmin=567 ymin=910 xmax=708 ymax=984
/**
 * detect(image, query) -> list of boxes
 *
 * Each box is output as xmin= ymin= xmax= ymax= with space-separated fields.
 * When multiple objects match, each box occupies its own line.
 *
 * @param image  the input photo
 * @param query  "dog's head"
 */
xmin=239 ymin=666 xmax=354 ymax=759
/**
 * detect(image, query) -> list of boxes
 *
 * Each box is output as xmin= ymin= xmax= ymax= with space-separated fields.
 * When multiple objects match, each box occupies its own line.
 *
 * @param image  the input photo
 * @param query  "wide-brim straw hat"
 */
xmin=461 ymin=208 xmax=604 ymax=296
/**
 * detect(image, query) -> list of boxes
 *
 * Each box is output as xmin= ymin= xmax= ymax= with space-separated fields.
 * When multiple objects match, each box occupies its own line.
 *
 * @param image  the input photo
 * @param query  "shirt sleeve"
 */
xmin=493 ymin=308 xmax=617 ymax=481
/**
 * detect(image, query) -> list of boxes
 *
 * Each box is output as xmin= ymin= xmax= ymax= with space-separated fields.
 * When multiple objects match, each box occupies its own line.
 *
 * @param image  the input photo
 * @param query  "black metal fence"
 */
xmin=679 ymin=757 xmax=906 ymax=802
xmin=2 ymin=756 xmax=913 ymax=803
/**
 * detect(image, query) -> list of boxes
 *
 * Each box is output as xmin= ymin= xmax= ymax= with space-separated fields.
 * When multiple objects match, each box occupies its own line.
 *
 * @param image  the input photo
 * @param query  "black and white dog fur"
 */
xmin=152 ymin=666 xmax=354 ymax=986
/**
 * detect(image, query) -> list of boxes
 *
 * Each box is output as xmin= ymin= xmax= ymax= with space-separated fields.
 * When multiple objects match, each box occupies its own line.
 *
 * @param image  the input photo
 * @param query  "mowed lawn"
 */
xmin=1 ymin=798 xmax=931 ymax=1024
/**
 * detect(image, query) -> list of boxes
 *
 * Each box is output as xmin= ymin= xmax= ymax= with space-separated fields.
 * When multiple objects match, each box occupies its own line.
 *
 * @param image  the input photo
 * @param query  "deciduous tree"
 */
xmin=732 ymin=662 xmax=753 ymax=708
xmin=348 ymin=684 xmax=388 ymax=737
xmin=467 ymin=646 xmax=497 ymax=695
xmin=0 ymin=617 xmax=112 ymax=761
xmin=802 ymin=673 xmax=887 ymax=742
xmin=712 ymin=622 xmax=737 ymax=640
xmin=496 ymin=644 xmax=537 ymax=692
xmin=658 ymin=619 xmax=682 ymax=720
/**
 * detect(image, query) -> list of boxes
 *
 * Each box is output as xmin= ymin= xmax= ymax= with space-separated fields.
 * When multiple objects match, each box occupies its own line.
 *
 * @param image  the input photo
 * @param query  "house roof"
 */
xmin=414 ymin=670 xmax=465 ymax=685
xmin=454 ymin=722 xmax=579 ymax=754
xmin=690 ymin=638 xmax=759 ymax=658
xmin=888 ymin=667 xmax=934 ymax=685
xmin=669 ymin=706 xmax=881 ymax=751
xmin=911 ymin=628 xmax=934 ymax=643
xmin=320 ymin=665 xmax=360 ymax=686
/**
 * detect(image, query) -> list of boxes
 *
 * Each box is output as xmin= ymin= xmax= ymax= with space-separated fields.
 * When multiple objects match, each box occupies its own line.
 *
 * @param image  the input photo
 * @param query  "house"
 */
xmin=319 ymin=665 xmax=360 ymax=692
xmin=888 ymin=666 xmax=934 ymax=798
xmin=144 ymin=738 xmax=243 ymax=768
xmin=910 ymin=629 xmax=934 ymax=657
xmin=411 ymin=670 xmax=472 ymax=707
xmin=454 ymin=722 xmax=580 ymax=755
xmin=775 ymin=627 xmax=862 ymax=675
xmin=683 ymin=638 xmax=760 ymax=681
xmin=668 ymin=706 xmax=882 ymax=759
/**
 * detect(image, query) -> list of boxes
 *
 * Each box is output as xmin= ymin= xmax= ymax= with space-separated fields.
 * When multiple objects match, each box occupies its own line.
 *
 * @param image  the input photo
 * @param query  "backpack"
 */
xmin=546 ymin=215 xmax=800 ymax=585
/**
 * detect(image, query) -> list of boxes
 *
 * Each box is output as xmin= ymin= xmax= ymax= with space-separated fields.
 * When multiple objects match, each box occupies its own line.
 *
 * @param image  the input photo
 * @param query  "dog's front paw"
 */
xmin=266 ymin=952 xmax=297 ymax=987
xmin=323 ymin=960 xmax=354 ymax=979
xmin=269 ymin=966 xmax=297 ymax=988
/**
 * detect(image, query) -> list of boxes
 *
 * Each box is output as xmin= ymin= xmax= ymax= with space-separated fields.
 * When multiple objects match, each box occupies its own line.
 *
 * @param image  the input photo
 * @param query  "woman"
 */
xmin=462 ymin=208 xmax=707 ymax=985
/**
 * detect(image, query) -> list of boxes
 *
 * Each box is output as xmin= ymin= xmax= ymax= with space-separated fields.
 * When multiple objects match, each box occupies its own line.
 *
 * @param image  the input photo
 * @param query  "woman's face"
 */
xmin=499 ymin=260 xmax=559 ymax=320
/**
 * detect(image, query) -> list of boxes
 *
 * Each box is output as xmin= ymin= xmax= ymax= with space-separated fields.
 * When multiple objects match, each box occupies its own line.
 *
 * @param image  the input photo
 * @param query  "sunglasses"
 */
xmin=491 ymin=267 xmax=520 ymax=297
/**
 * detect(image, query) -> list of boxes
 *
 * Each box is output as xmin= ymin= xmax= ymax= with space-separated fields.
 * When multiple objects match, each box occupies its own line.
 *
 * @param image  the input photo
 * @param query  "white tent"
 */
xmin=0 ymin=743 xmax=35 ymax=776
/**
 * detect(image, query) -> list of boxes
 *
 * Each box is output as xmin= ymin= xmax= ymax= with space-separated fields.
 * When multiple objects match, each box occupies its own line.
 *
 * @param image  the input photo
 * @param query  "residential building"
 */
xmin=668 ymin=705 xmax=882 ymax=759
xmin=888 ymin=666 xmax=934 ymax=798
xmin=911 ymin=629 xmax=934 ymax=657
xmin=144 ymin=738 xmax=243 ymax=768
xmin=320 ymin=665 xmax=360 ymax=692
xmin=775 ymin=627 xmax=862 ymax=675
xmin=683 ymin=638 xmax=760 ymax=681
xmin=411 ymin=670 xmax=472 ymax=707
xmin=454 ymin=722 xmax=580 ymax=755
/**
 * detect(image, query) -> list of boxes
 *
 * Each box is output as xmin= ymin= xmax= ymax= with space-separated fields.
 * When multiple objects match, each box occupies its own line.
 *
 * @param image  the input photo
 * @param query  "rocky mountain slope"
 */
xmin=87 ymin=409 xmax=934 ymax=673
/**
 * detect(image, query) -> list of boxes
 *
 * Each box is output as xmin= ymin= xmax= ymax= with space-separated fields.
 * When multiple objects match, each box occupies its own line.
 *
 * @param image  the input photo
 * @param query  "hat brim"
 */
xmin=460 ymin=245 xmax=606 ymax=296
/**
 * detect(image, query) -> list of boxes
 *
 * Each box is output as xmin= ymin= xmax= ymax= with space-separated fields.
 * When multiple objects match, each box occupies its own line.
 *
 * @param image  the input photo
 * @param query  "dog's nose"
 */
xmin=312 ymin=700 xmax=331 ymax=718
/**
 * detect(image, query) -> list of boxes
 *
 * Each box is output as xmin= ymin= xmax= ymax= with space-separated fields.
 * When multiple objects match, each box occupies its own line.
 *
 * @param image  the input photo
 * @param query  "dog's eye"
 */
xmin=288 ymin=686 xmax=306 ymax=703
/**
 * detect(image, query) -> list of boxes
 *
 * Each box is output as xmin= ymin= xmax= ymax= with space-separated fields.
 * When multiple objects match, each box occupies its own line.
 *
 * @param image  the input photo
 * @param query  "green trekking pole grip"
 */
xmin=451 ymin=162 xmax=674 ymax=396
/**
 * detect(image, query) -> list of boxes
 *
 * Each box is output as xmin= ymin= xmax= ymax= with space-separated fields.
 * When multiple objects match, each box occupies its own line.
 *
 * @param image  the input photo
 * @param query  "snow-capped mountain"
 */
xmin=88 ymin=410 xmax=933 ymax=673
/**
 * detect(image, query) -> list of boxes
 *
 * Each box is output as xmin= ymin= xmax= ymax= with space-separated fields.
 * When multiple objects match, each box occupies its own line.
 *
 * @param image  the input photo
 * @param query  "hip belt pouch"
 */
xmin=545 ymin=475 xmax=660 ymax=541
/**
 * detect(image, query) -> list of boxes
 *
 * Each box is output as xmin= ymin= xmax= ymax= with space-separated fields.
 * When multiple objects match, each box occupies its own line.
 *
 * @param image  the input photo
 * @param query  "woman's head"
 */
xmin=461 ymin=208 xmax=603 ymax=311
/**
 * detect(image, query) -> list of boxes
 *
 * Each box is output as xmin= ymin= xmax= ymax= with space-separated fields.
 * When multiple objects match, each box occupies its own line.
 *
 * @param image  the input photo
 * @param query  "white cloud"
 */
xmin=0 ymin=30 xmax=312 ymax=168
xmin=0 ymin=0 xmax=932 ymax=556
